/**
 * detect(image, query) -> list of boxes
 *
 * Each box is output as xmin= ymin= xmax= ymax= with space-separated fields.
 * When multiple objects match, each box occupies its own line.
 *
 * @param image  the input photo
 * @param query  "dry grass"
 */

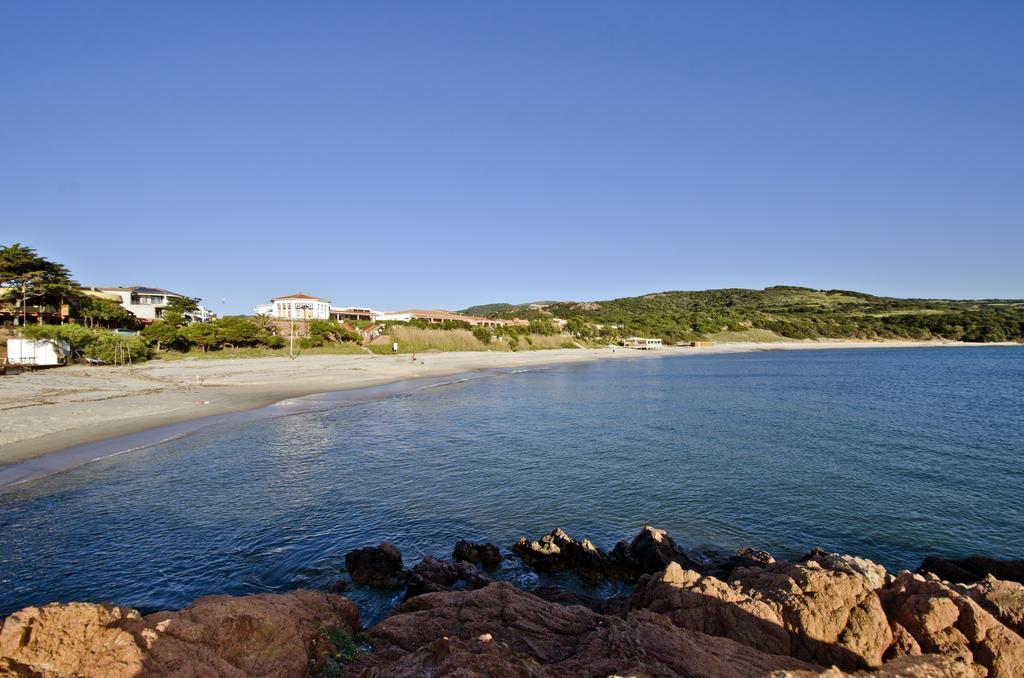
xmin=365 ymin=327 xmax=580 ymax=353
xmin=385 ymin=326 xmax=487 ymax=353
xmin=520 ymin=334 xmax=579 ymax=350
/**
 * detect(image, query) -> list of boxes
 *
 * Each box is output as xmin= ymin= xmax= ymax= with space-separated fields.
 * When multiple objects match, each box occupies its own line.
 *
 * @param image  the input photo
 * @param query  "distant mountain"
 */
xmin=459 ymin=303 xmax=517 ymax=316
xmin=463 ymin=286 xmax=1024 ymax=344
xmin=460 ymin=301 xmax=560 ymax=317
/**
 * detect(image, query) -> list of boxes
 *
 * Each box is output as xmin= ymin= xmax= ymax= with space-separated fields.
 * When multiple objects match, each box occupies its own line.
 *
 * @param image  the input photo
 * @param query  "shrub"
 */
xmin=20 ymin=324 xmax=153 ymax=363
xmin=143 ymin=321 xmax=183 ymax=352
xmin=214 ymin=316 xmax=261 ymax=347
xmin=178 ymin=322 xmax=218 ymax=352
xmin=471 ymin=326 xmax=492 ymax=344
xmin=86 ymin=333 xmax=153 ymax=363
xmin=260 ymin=334 xmax=285 ymax=349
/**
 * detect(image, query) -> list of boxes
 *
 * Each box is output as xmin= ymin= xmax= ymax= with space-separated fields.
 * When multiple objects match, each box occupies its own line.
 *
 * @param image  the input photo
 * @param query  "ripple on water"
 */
xmin=1 ymin=347 xmax=1022 ymax=622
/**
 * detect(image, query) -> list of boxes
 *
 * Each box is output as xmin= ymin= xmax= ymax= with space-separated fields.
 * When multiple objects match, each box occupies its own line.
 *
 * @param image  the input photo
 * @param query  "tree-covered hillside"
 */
xmin=474 ymin=287 xmax=1024 ymax=344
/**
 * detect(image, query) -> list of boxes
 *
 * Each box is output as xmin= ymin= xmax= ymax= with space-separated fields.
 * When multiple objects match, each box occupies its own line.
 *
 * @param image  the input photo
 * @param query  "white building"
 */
xmin=6 ymin=338 xmax=71 ymax=366
xmin=255 ymin=294 xmax=332 ymax=320
xmin=621 ymin=336 xmax=663 ymax=350
xmin=372 ymin=310 xmax=416 ymax=323
xmin=89 ymin=286 xmax=214 ymax=323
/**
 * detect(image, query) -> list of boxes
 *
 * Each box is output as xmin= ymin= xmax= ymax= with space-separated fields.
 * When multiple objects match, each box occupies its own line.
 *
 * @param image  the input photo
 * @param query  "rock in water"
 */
xmin=512 ymin=528 xmax=610 ymax=582
xmin=919 ymin=555 xmax=1024 ymax=585
xmin=405 ymin=555 xmax=460 ymax=598
xmin=624 ymin=524 xmax=701 ymax=574
xmin=452 ymin=539 xmax=502 ymax=570
xmin=703 ymin=546 xmax=776 ymax=580
xmin=0 ymin=590 xmax=360 ymax=677
xmin=512 ymin=524 xmax=700 ymax=582
xmin=405 ymin=555 xmax=493 ymax=599
xmin=344 ymin=542 xmax=408 ymax=589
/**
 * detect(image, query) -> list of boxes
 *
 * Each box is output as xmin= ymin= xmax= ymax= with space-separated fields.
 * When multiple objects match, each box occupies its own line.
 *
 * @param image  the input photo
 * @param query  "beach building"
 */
xmin=331 ymin=307 xmax=379 ymax=322
xmin=621 ymin=337 xmax=663 ymax=350
xmin=6 ymin=337 xmax=71 ymax=366
xmin=254 ymin=294 xmax=332 ymax=320
xmin=253 ymin=295 xmax=528 ymax=329
xmin=89 ymin=287 xmax=215 ymax=323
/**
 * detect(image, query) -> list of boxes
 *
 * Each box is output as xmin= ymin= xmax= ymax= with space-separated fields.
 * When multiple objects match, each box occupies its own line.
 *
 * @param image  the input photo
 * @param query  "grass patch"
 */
xmin=155 ymin=343 xmax=366 ymax=360
xmin=518 ymin=334 xmax=579 ymax=350
xmin=379 ymin=326 xmax=487 ymax=353
xmin=314 ymin=626 xmax=375 ymax=677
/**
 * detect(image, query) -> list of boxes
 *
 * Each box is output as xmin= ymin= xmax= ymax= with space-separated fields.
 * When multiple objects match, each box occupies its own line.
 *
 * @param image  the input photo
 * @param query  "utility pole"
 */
xmin=289 ymin=311 xmax=296 ymax=359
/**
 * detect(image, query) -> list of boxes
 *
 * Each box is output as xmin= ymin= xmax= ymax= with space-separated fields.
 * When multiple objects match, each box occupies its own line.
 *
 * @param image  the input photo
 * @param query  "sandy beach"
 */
xmin=0 ymin=339 xmax=1010 ymax=469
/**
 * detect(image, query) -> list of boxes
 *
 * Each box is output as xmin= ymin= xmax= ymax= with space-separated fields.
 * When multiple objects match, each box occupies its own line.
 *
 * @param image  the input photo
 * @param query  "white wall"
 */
xmin=270 ymin=298 xmax=331 ymax=319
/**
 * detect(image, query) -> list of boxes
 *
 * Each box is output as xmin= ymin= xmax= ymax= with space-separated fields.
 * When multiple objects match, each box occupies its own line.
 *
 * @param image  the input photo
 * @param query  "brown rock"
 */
xmin=770 ymin=653 xmax=977 ymax=677
xmin=512 ymin=528 xmax=611 ymax=583
xmin=885 ymin=622 xmax=922 ymax=660
xmin=0 ymin=603 xmax=145 ymax=676
xmin=630 ymin=561 xmax=792 ymax=656
xmin=532 ymin=586 xmax=630 ymax=616
xmin=0 ymin=589 xmax=360 ymax=677
xmin=704 ymin=546 xmax=776 ymax=580
xmin=350 ymin=581 xmax=816 ymax=676
xmin=344 ymin=543 xmax=408 ymax=589
xmin=963 ymin=575 xmax=1024 ymax=637
xmin=405 ymin=555 xmax=460 ymax=598
xmin=453 ymin=540 xmax=502 ymax=570
xmin=512 ymin=525 xmax=699 ymax=583
xmin=632 ymin=554 xmax=894 ymax=671
xmin=733 ymin=555 xmax=893 ymax=670
xmin=404 ymin=556 xmax=493 ymax=600
xmin=880 ymin=571 xmax=1024 ymax=677
xmin=626 ymin=524 xmax=701 ymax=574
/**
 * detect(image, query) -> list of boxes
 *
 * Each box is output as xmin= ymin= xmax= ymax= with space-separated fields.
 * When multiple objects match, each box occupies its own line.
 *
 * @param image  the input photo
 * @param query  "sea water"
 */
xmin=1 ymin=347 xmax=1022 ymax=622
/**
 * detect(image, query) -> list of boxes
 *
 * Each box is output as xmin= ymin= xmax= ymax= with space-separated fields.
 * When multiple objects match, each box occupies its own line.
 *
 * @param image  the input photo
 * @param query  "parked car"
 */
xmin=112 ymin=328 xmax=139 ymax=336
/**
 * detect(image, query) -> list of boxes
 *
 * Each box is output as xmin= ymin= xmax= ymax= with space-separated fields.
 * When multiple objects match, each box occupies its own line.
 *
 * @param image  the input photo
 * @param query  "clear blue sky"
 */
xmin=2 ymin=2 xmax=1022 ymax=314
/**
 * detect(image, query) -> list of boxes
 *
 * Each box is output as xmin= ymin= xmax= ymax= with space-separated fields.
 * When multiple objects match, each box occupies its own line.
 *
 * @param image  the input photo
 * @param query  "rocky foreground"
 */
xmin=2 ymin=527 xmax=1023 ymax=677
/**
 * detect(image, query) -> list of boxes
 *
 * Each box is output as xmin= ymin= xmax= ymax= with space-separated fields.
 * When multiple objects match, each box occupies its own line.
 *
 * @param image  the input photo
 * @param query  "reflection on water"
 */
xmin=1 ymin=347 xmax=1022 ymax=623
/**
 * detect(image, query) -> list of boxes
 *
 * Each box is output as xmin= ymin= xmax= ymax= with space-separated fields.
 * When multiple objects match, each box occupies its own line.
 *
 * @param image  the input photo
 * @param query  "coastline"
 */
xmin=0 ymin=339 xmax=1016 ymax=483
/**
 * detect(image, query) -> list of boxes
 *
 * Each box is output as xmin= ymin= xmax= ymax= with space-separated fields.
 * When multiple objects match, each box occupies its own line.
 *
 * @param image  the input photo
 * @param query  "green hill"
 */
xmin=459 ymin=303 xmax=517 ymax=317
xmin=471 ymin=286 xmax=1024 ymax=344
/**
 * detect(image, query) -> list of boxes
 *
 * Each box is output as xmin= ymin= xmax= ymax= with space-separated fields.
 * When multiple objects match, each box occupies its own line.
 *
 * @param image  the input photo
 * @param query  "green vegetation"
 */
xmin=21 ymin=324 xmax=153 ymax=363
xmin=155 ymin=343 xmax=366 ymax=360
xmin=150 ymin=316 xmax=363 ymax=357
xmin=75 ymin=295 xmax=136 ymax=328
xmin=479 ymin=286 xmax=1024 ymax=344
xmin=370 ymin=319 xmax=578 ymax=354
xmin=314 ymin=626 xmax=375 ymax=677
xmin=0 ymin=243 xmax=79 ymax=325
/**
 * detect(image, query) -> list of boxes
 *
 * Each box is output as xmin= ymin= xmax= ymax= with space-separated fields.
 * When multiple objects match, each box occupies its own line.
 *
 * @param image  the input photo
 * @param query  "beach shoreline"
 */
xmin=0 ymin=339 xmax=1016 ymax=480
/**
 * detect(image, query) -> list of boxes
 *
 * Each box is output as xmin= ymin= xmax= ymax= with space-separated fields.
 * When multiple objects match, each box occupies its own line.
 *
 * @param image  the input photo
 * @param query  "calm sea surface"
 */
xmin=2 ymin=347 xmax=1022 ymax=622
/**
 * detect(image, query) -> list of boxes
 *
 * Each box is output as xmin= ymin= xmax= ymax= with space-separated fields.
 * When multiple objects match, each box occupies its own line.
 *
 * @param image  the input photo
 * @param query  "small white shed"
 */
xmin=6 ymin=338 xmax=71 ymax=366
